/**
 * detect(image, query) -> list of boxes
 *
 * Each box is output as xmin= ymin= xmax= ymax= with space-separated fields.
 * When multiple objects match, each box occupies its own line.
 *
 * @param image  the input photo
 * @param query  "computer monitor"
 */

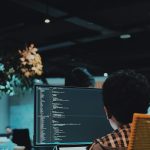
xmin=34 ymin=85 xmax=112 ymax=146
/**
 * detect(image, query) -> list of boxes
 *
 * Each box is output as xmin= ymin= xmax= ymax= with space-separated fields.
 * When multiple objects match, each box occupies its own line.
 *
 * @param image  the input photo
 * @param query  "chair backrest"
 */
xmin=128 ymin=113 xmax=150 ymax=150
xmin=12 ymin=128 xmax=31 ymax=149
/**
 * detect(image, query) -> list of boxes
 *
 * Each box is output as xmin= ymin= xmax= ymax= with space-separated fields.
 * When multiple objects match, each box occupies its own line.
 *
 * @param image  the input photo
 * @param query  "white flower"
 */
xmin=20 ymin=57 xmax=25 ymax=62
xmin=24 ymin=71 xmax=30 ymax=78
xmin=0 ymin=85 xmax=5 ymax=89
xmin=6 ymin=81 xmax=11 ymax=88
xmin=6 ymin=90 xmax=11 ymax=94
xmin=9 ymin=91 xmax=15 ymax=96
xmin=26 ymin=54 xmax=34 ymax=60
xmin=19 ymin=44 xmax=43 ymax=77
xmin=0 ymin=63 xmax=5 ymax=71
xmin=30 ymin=48 xmax=37 ymax=54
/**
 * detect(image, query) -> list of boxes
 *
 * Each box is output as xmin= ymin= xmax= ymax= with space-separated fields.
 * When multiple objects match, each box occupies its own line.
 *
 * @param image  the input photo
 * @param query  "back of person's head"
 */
xmin=65 ymin=67 xmax=95 ymax=87
xmin=5 ymin=126 xmax=12 ymax=134
xmin=102 ymin=70 xmax=150 ymax=124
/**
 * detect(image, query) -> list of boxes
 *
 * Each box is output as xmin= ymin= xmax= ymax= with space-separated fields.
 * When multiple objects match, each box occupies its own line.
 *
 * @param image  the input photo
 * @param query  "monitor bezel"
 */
xmin=34 ymin=84 xmax=101 ymax=146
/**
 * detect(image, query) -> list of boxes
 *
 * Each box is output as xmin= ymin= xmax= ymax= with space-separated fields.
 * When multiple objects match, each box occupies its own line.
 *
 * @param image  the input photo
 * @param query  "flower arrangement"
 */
xmin=0 ymin=63 xmax=20 ymax=96
xmin=0 ymin=43 xmax=43 ymax=96
xmin=19 ymin=44 xmax=43 ymax=78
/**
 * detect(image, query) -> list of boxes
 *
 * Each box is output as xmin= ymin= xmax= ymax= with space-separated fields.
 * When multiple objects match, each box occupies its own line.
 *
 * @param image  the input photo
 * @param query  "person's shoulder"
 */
xmin=88 ymin=142 xmax=127 ymax=150
xmin=88 ymin=124 xmax=131 ymax=150
xmin=88 ymin=142 xmax=105 ymax=150
xmin=103 ymin=124 xmax=130 ymax=145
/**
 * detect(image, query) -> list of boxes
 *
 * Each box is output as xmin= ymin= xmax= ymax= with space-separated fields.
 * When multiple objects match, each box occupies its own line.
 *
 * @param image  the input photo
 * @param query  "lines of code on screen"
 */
xmin=35 ymin=86 xmax=111 ymax=145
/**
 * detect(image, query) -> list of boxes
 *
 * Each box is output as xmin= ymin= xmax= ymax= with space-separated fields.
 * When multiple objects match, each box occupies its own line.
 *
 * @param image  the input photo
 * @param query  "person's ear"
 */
xmin=104 ymin=106 xmax=112 ymax=119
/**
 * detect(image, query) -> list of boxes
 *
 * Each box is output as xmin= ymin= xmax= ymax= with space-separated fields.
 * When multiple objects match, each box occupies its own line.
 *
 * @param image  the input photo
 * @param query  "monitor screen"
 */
xmin=34 ymin=85 xmax=112 ymax=146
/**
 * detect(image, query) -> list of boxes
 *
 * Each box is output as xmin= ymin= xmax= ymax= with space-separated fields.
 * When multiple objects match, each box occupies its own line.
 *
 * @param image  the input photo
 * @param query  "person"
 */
xmin=4 ymin=126 xmax=25 ymax=150
xmin=65 ymin=67 xmax=95 ymax=87
xmin=5 ymin=126 xmax=13 ymax=139
xmin=89 ymin=70 xmax=150 ymax=150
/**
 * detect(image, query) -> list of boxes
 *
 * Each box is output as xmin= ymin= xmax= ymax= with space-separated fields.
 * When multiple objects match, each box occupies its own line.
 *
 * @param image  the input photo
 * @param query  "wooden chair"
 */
xmin=128 ymin=113 xmax=150 ymax=150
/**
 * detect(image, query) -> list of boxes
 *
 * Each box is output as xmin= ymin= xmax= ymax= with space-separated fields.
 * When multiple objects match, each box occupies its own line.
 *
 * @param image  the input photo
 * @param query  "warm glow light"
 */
xmin=44 ymin=18 xmax=50 ymax=23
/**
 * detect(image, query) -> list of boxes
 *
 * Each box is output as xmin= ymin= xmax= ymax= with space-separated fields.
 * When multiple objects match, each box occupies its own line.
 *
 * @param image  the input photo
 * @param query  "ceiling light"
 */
xmin=44 ymin=18 xmax=50 ymax=23
xmin=104 ymin=73 xmax=108 ymax=77
xmin=44 ymin=1 xmax=50 ymax=24
xmin=120 ymin=34 xmax=131 ymax=39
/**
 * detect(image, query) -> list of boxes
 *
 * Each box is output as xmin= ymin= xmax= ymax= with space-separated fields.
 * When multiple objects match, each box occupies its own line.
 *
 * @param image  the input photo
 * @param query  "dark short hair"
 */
xmin=102 ymin=70 xmax=150 ymax=124
xmin=65 ymin=67 xmax=95 ymax=87
xmin=5 ymin=126 xmax=11 ymax=129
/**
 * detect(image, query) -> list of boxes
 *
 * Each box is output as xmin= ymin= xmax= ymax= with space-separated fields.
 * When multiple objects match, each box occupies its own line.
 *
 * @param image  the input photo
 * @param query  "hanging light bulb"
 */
xmin=44 ymin=0 xmax=51 ymax=24
xmin=44 ymin=18 xmax=50 ymax=23
xmin=104 ymin=73 xmax=108 ymax=77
